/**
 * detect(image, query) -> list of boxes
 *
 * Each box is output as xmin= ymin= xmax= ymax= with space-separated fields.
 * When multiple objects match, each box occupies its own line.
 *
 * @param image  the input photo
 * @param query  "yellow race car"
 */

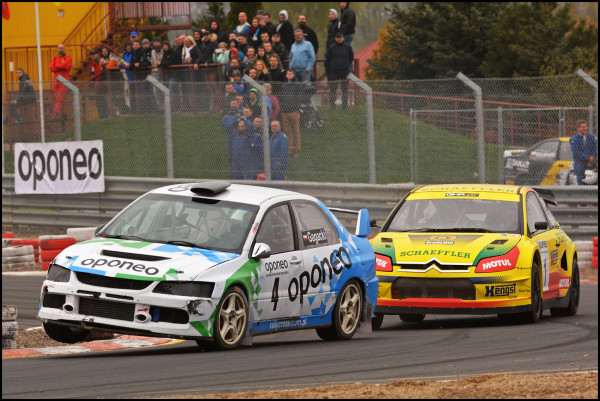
xmin=371 ymin=184 xmax=580 ymax=329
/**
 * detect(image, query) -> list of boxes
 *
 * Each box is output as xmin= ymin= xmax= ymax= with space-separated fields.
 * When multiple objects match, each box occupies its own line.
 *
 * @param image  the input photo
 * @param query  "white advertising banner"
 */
xmin=14 ymin=141 xmax=105 ymax=194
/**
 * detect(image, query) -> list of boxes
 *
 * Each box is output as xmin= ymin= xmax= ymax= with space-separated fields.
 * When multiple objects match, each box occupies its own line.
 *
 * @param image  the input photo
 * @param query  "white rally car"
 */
xmin=38 ymin=181 xmax=378 ymax=350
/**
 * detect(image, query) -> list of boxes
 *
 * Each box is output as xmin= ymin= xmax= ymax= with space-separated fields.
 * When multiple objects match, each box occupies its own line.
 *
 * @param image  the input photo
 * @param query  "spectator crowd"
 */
xmin=9 ymin=3 xmax=357 ymax=181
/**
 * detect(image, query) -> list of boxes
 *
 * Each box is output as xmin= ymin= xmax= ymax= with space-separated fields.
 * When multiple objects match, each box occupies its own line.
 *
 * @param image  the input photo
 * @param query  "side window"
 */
xmin=255 ymin=204 xmax=295 ymax=254
xmin=536 ymin=194 xmax=559 ymax=229
xmin=526 ymin=193 xmax=548 ymax=234
xmin=530 ymin=140 xmax=558 ymax=159
xmin=291 ymin=201 xmax=339 ymax=249
xmin=559 ymin=142 xmax=572 ymax=161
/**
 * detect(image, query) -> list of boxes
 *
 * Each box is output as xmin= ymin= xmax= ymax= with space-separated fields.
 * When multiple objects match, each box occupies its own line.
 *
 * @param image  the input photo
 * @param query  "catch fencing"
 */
xmin=2 ymin=70 xmax=597 ymax=190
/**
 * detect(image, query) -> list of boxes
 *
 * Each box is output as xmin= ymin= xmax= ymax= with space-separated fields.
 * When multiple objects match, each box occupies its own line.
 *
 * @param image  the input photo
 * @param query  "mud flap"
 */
xmin=241 ymin=306 xmax=254 ymax=346
xmin=357 ymin=299 xmax=373 ymax=334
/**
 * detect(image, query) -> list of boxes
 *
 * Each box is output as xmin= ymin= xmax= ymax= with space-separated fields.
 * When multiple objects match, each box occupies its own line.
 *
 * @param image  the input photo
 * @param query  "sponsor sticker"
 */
xmin=445 ymin=193 xmax=479 ymax=197
xmin=485 ymin=283 xmax=517 ymax=297
xmin=302 ymin=228 xmax=327 ymax=246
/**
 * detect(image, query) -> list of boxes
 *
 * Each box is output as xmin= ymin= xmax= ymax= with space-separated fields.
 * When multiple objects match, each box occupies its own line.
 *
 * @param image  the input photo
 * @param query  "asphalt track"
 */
xmin=2 ymin=275 xmax=597 ymax=399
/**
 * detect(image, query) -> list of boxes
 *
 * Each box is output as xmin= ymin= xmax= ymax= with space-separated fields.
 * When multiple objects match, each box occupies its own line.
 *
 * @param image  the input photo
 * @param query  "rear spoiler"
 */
xmin=533 ymin=187 xmax=558 ymax=206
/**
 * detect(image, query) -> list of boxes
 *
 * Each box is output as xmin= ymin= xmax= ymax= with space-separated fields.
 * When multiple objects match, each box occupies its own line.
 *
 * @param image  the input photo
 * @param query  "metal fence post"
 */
xmin=410 ymin=109 xmax=417 ymax=184
xmin=498 ymin=107 xmax=504 ymax=184
xmin=457 ymin=72 xmax=485 ymax=183
xmin=348 ymin=73 xmax=376 ymax=184
xmin=56 ymin=75 xmax=81 ymax=141
xmin=243 ymin=75 xmax=271 ymax=181
xmin=146 ymin=76 xmax=173 ymax=179
xmin=576 ymin=69 xmax=598 ymax=137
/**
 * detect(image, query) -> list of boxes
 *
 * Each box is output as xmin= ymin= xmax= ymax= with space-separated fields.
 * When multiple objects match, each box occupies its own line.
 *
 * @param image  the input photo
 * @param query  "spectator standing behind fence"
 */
xmin=297 ymin=15 xmax=319 ymax=56
xmin=248 ymin=17 xmax=261 ymax=47
xmin=249 ymin=116 xmax=265 ymax=179
xmin=339 ymin=2 xmax=356 ymax=46
xmin=236 ymin=33 xmax=250 ymax=59
xmin=230 ymin=117 xmax=256 ymax=180
xmin=254 ymin=60 xmax=272 ymax=83
xmin=326 ymin=9 xmax=340 ymax=50
xmin=222 ymin=99 xmax=244 ymax=170
xmin=570 ymin=120 xmax=598 ymax=185
xmin=3 ymin=68 xmax=35 ymax=126
xmin=264 ymin=83 xmax=280 ymax=122
xmin=210 ymin=20 xmax=228 ymax=45
xmin=268 ymin=55 xmax=286 ymax=90
xmin=49 ymin=43 xmax=72 ymax=120
xmin=234 ymin=12 xmax=251 ymax=36
xmin=325 ymin=32 xmax=354 ymax=111
xmin=271 ymin=33 xmax=289 ymax=65
xmin=150 ymin=38 xmax=164 ymax=110
xmin=277 ymin=11 xmax=295 ymax=51
xmin=88 ymin=50 xmax=109 ymax=119
xmin=289 ymin=29 xmax=315 ymax=82
xmin=270 ymin=120 xmax=290 ymax=180
xmin=280 ymin=69 xmax=302 ymax=157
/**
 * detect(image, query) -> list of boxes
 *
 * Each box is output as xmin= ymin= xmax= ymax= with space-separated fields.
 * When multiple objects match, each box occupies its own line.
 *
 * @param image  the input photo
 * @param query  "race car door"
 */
xmin=254 ymin=203 xmax=303 ymax=321
xmin=526 ymin=193 xmax=561 ymax=299
xmin=290 ymin=200 xmax=342 ymax=320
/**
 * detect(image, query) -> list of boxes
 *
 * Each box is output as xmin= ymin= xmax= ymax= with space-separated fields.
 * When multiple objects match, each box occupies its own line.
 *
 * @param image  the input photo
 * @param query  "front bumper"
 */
xmin=38 ymin=278 xmax=217 ymax=340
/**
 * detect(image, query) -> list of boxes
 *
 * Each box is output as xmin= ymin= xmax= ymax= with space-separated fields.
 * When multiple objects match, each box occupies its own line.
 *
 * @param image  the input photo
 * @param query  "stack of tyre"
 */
xmin=574 ymin=240 xmax=593 ymax=269
xmin=2 ymin=305 xmax=18 ymax=350
xmin=39 ymin=235 xmax=77 ymax=271
xmin=2 ymin=245 xmax=36 ymax=271
xmin=593 ymin=237 xmax=598 ymax=270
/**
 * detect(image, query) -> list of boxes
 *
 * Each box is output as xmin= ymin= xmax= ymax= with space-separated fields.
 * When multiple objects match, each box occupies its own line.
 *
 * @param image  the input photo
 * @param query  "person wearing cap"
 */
xmin=325 ymin=31 xmax=354 ymax=111
xmin=276 ymin=10 xmax=294 ymax=51
xmin=129 ymin=31 xmax=139 ymax=41
xmin=326 ymin=9 xmax=340 ymax=50
xmin=230 ymin=117 xmax=257 ymax=180
xmin=271 ymin=32 xmax=289 ymax=67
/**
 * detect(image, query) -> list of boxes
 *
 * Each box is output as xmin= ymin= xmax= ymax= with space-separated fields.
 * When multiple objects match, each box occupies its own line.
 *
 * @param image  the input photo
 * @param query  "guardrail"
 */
xmin=2 ymin=174 xmax=597 ymax=240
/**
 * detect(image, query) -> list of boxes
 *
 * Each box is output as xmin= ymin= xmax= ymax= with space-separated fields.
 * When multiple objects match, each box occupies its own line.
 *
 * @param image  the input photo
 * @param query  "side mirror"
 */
xmin=95 ymin=224 xmax=105 ymax=235
xmin=251 ymin=243 xmax=272 ymax=259
xmin=355 ymin=209 xmax=371 ymax=238
xmin=534 ymin=221 xmax=548 ymax=231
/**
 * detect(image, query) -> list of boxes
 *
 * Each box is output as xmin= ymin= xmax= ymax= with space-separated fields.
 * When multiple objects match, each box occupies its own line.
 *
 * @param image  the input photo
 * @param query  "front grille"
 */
xmin=78 ymin=297 xmax=135 ymax=321
xmin=76 ymin=271 xmax=153 ymax=290
xmin=399 ymin=263 xmax=470 ymax=271
xmin=392 ymin=278 xmax=475 ymax=300
xmin=149 ymin=306 xmax=189 ymax=324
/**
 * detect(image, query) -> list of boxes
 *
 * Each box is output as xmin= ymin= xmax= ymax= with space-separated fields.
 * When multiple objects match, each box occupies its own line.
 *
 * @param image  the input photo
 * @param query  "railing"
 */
xmin=2 ymin=175 xmax=597 ymax=241
xmin=63 ymin=2 xmax=110 ymax=54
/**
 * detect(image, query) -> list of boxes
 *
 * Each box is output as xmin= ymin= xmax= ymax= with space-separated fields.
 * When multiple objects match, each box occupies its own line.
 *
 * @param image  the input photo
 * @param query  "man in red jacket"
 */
xmin=49 ymin=43 xmax=72 ymax=119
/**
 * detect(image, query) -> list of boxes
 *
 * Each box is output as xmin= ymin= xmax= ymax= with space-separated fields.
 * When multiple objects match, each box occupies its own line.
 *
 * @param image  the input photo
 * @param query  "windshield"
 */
xmin=386 ymin=198 xmax=521 ymax=234
xmin=100 ymin=193 xmax=259 ymax=252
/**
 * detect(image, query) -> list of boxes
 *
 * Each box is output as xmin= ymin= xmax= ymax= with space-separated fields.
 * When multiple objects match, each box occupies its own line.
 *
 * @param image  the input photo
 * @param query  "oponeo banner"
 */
xmin=15 ymin=141 xmax=105 ymax=194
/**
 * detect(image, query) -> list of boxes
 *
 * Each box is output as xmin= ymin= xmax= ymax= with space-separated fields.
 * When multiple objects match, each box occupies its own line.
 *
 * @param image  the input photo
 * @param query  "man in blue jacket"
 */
xmin=269 ymin=120 xmax=289 ymax=180
xmin=569 ymin=120 xmax=597 ymax=185
xmin=289 ymin=29 xmax=315 ymax=82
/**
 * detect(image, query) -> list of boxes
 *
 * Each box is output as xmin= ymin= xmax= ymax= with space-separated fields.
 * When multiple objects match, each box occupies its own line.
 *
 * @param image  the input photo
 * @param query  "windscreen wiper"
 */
xmin=166 ymin=240 xmax=201 ymax=249
xmin=102 ymin=234 xmax=150 ymax=242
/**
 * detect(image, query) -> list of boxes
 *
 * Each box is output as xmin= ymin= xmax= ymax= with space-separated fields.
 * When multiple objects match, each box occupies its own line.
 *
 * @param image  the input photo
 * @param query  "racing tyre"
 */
xmin=43 ymin=321 xmax=91 ymax=344
xmin=371 ymin=313 xmax=384 ymax=330
xmin=399 ymin=313 xmax=426 ymax=323
xmin=207 ymin=286 xmax=248 ymax=351
xmin=516 ymin=261 xmax=542 ymax=323
xmin=550 ymin=259 xmax=580 ymax=317
xmin=316 ymin=280 xmax=362 ymax=341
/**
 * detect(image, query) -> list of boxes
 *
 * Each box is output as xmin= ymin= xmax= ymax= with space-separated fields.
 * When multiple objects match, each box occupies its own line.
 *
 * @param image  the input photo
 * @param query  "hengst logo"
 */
xmin=485 ymin=283 xmax=516 ymax=297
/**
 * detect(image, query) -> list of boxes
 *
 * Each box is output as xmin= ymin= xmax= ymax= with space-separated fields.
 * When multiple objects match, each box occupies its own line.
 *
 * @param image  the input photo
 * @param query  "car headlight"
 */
xmin=46 ymin=264 xmax=71 ymax=282
xmin=153 ymin=282 xmax=214 ymax=298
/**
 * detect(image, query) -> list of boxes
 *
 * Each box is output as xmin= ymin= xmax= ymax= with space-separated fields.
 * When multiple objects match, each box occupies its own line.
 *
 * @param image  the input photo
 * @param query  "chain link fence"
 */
xmin=2 ymin=71 xmax=597 ymax=188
